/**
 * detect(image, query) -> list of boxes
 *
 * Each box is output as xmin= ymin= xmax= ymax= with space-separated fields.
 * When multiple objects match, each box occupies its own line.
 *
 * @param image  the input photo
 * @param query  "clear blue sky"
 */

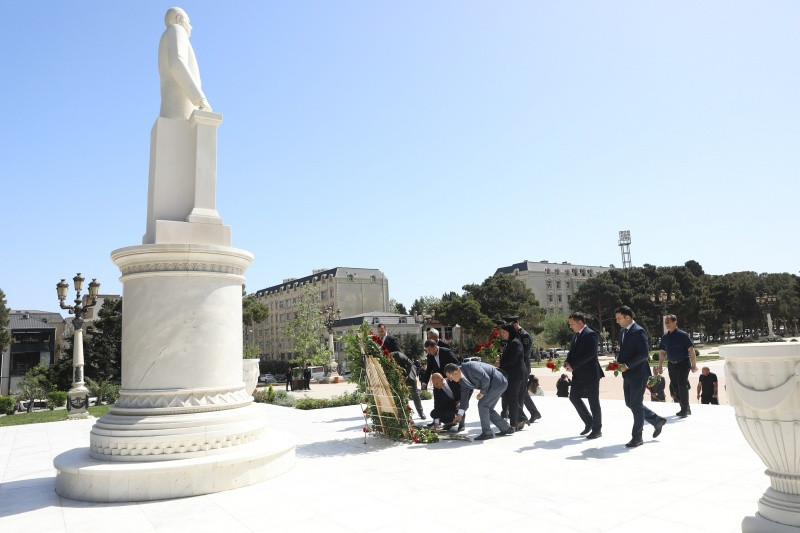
xmin=2 ymin=2 xmax=799 ymax=315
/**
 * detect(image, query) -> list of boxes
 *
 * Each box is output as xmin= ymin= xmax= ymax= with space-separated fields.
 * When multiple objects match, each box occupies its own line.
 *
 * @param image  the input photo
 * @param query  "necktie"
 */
xmin=620 ymin=328 xmax=626 ymax=346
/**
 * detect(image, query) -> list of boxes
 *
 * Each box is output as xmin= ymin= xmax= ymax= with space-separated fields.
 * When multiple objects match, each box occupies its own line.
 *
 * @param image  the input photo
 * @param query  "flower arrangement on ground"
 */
xmin=545 ymin=358 xmax=562 ymax=372
xmin=344 ymin=322 xmax=426 ymax=442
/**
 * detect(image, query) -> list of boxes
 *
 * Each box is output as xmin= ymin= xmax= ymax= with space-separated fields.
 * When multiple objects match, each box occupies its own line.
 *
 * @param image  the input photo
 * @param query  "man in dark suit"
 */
xmin=564 ymin=312 xmax=604 ymax=439
xmin=303 ymin=365 xmax=311 ymax=390
xmin=615 ymin=306 xmax=666 ymax=448
xmin=506 ymin=316 xmax=541 ymax=423
xmin=445 ymin=361 xmax=514 ymax=441
xmin=392 ymin=351 xmax=425 ymax=419
xmin=376 ymin=323 xmax=400 ymax=353
xmin=428 ymin=372 xmax=465 ymax=432
xmin=420 ymin=340 xmax=460 ymax=390
xmin=426 ymin=328 xmax=451 ymax=349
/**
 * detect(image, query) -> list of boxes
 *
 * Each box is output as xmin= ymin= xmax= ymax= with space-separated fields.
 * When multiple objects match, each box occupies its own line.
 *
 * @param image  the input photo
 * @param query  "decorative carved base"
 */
xmin=111 ymin=385 xmax=252 ymax=415
xmin=90 ymin=403 xmax=267 ymax=462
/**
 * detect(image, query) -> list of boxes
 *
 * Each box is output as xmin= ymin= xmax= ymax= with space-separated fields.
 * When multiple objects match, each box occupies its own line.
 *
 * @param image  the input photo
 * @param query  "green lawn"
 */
xmin=0 ymin=404 xmax=110 ymax=427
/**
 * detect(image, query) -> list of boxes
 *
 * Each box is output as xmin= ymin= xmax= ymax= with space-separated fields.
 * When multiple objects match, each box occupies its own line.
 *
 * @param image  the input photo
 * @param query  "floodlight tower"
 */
xmin=619 ymin=230 xmax=632 ymax=269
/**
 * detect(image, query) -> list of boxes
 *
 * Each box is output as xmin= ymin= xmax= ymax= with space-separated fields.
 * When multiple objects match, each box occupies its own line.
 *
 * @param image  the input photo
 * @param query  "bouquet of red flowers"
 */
xmin=545 ymin=358 xmax=561 ymax=372
xmin=475 ymin=330 xmax=502 ymax=364
xmin=606 ymin=361 xmax=622 ymax=377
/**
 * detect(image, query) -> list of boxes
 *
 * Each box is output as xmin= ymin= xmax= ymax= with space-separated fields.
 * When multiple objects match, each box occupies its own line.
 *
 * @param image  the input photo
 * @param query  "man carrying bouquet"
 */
xmin=564 ymin=312 xmax=604 ymax=439
xmin=614 ymin=306 xmax=667 ymax=448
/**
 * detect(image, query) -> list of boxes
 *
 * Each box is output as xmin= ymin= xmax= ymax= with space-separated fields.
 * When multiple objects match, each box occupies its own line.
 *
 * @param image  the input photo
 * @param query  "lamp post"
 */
xmin=756 ymin=294 xmax=778 ymax=340
xmin=650 ymin=289 xmax=675 ymax=334
xmin=321 ymin=304 xmax=341 ymax=376
xmin=57 ymin=273 xmax=100 ymax=418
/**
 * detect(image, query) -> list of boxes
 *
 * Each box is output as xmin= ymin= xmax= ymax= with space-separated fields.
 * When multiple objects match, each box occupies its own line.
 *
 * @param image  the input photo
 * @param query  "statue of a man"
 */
xmin=158 ymin=7 xmax=212 ymax=120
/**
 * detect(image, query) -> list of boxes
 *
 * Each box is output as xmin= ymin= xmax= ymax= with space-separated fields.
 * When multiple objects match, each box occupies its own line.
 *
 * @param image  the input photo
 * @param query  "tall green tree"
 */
xmin=388 ymin=298 xmax=408 ymax=315
xmin=462 ymin=273 xmax=545 ymax=333
xmin=284 ymin=286 xmax=332 ymax=368
xmin=410 ymin=295 xmax=440 ymax=316
xmin=243 ymin=294 xmax=270 ymax=330
xmin=0 ymin=289 xmax=10 ymax=355
xmin=541 ymin=314 xmax=573 ymax=348
xmin=84 ymin=297 xmax=123 ymax=382
xmin=437 ymin=293 xmax=493 ymax=335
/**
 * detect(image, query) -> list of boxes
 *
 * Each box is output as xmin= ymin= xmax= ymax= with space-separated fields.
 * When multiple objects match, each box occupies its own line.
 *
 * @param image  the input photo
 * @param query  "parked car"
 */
xmin=463 ymin=356 xmax=481 ymax=363
xmin=258 ymin=373 xmax=277 ymax=384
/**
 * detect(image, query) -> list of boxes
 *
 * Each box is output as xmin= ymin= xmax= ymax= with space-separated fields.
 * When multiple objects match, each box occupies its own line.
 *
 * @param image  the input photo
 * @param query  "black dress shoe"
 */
xmin=426 ymin=422 xmax=435 ymax=428
xmin=653 ymin=417 xmax=666 ymax=438
xmin=474 ymin=432 xmax=494 ymax=441
xmin=625 ymin=438 xmax=644 ymax=448
xmin=516 ymin=421 xmax=526 ymax=431
xmin=580 ymin=424 xmax=592 ymax=436
xmin=586 ymin=431 xmax=602 ymax=440
xmin=496 ymin=428 xmax=515 ymax=436
xmin=531 ymin=412 xmax=542 ymax=423
xmin=457 ymin=423 xmax=465 ymax=432
xmin=676 ymin=411 xmax=689 ymax=418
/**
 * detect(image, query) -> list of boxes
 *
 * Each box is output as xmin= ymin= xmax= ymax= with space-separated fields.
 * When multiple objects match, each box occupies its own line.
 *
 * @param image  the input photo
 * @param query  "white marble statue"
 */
xmin=159 ymin=7 xmax=212 ymax=120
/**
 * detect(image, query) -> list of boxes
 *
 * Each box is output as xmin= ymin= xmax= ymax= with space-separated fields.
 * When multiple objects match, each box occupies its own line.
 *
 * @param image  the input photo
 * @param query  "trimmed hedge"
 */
xmin=0 ymin=396 xmax=14 ymax=416
xmin=294 ymin=390 xmax=363 ymax=410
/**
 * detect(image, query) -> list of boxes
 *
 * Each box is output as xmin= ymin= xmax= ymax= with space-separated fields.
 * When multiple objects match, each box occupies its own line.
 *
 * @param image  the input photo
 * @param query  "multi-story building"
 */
xmin=1 ymin=310 xmax=63 ymax=396
xmin=495 ymin=260 xmax=613 ymax=315
xmin=251 ymin=267 xmax=389 ymax=361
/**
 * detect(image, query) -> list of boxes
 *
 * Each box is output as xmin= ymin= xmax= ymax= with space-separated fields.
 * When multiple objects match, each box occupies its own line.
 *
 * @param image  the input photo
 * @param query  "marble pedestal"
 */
xmin=54 ymin=243 xmax=295 ymax=501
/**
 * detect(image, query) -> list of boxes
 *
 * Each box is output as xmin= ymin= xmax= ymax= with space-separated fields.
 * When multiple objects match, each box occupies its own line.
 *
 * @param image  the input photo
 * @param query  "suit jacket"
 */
xmin=421 ymin=346 xmax=460 ymax=386
xmin=457 ymin=361 xmax=507 ymax=412
xmin=431 ymin=379 xmax=462 ymax=421
xmin=565 ymin=326 xmax=604 ymax=384
xmin=499 ymin=338 xmax=527 ymax=381
xmin=518 ymin=328 xmax=533 ymax=372
xmin=382 ymin=335 xmax=401 ymax=353
xmin=391 ymin=351 xmax=418 ymax=387
xmin=617 ymin=322 xmax=652 ymax=378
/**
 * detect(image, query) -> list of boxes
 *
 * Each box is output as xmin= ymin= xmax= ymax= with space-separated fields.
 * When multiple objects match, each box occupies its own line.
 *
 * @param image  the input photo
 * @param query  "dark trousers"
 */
xmin=701 ymin=396 xmax=719 ymax=405
xmin=668 ymin=358 xmax=691 ymax=413
xmin=502 ymin=377 xmax=525 ymax=427
xmin=623 ymin=369 xmax=661 ymax=439
xmin=519 ymin=384 xmax=540 ymax=420
xmin=409 ymin=382 xmax=424 ymax=416
xmin=569 ymin=379 xmax=602 ymax=432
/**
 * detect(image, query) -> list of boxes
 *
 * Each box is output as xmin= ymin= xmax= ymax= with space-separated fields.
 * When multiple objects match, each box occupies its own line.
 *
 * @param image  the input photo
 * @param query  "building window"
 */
xmin=370 ymin=275 xmax=376 ymax=282
xmin=546 ymin=280 xmax=552 ymax=289
xmin=548 ymin=294 xmax=553 ymax=302
xmin=545 ymin=268 xmax=551 ymax=274
xmin=557 ymin=294 xmax=562 ymax=303
xmin=444 ymin=326 xmax=453 ymax=340
xmin=347 ymin=274 xmax=354 ymax=281
xmin=556 ymin=281 xmax=561 ymax=289
xmin=321 ymin=290 xmax=328 ymax=300
xmin=566 ymin=281 xmax=571 ymax=289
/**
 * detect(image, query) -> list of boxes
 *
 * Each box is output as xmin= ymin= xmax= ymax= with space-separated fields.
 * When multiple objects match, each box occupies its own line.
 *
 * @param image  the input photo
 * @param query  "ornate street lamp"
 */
xmin=756 ymin=294 xmax=778 ymax=340
xmin=57 ymin=273 xmax=100 ymax=417
xmin=321 ymin=304 xmax=341 ymax=375
xmin=650 ymin=289 xmax=675 ymax=333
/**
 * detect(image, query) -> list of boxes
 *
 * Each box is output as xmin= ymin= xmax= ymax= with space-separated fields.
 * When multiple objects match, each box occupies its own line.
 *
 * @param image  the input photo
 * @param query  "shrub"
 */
xmin=0 ymin=396 xmax=14 ymax=416
xmin=420 ymin=390 xmax=432 ymax=401
xmin=294 ymin=390 xmax=362 ymax=410
xmin=47 ymin=391 xmax=67 ymax=408
xmin=252 ymin=387 xmax=295 ymax=407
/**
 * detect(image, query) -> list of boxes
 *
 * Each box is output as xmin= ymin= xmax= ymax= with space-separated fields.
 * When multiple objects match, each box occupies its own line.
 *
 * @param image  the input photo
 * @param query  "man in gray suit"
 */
xmin=445 ymin=362 xmax=514 ymax=441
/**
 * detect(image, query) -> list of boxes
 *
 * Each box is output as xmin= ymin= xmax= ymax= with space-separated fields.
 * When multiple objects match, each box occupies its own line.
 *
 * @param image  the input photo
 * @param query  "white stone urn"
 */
xmin=722 ymin=342 xmax=800 ymax=531
xmin=242 ymin=358 xmax=260 ymax=395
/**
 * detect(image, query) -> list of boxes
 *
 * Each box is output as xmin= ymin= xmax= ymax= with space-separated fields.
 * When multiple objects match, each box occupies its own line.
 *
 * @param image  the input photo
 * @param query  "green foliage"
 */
xmin=15 ymin=368 xmax=48 ymax=412
xmin=86 ymin=377 xmax=119 ymax=404
xmin=284 ymin=286 xmax=333 ymax=368
xmin=47 ymin=390 xmax=67 ymax=408
xmin=243 ymin=342 xmax=260 ymax=359
xmin=541 ymin=314 xmax=573 ymax=347
xmin=399 ymin=333 xmax=423 ymax=359
xmin=453 ymin=274 xmax=545 ymax=336
xmin=343 ymin=323 xmax=414 ymax=440
xmin=243 ymin=294 xmax=270 ymax=328
xmin=410 ymin=296 xmax=441 ymax=316
xmin=0 ymin=396 xmax=14 ymax=416
xmin=294 ymin=390 xmax=363 ymax=410
xmin=0 ymin=289 xmax=10 ymax=355
xmin=0 ymin=404 xmax=109 ymax=427
xmin=84 ymin=297 xmax=123 ymax=382
xmin=388 ymin=298 xmax=407 ymax=315
xmin=252 ymin=388 xmax=296 ymax=407
xmin=420 ymin=389 xmax=432 ymax=401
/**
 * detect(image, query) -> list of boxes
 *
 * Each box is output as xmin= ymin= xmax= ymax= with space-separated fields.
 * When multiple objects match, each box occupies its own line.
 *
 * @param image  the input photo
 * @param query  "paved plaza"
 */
xmin=1 ymin=381 xmax=767 ymax=533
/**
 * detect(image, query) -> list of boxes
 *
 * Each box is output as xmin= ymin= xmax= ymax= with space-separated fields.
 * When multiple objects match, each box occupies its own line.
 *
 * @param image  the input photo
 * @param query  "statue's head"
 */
xmin=165 ymin=7 xmax=192 ymax=37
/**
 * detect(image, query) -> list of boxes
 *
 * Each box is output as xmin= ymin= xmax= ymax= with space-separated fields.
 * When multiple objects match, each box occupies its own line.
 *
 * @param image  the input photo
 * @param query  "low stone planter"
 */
xmin=722 ymin=342 xmax=800 ymax=531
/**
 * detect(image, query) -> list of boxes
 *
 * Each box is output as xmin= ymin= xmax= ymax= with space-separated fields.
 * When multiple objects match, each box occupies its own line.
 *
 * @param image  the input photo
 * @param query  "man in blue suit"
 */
xmin=564 ymin=312 xmax=604 ymax=439
xmin=445 ymin=361 xmax=514 ymax=441
xmin=614 ymin=306 xmax=667 ymax=448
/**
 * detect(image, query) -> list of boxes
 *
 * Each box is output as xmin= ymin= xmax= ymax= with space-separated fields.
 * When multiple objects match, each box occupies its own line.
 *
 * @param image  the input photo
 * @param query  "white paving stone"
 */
xmin=0 ymin=396 xmax=769 ymax=532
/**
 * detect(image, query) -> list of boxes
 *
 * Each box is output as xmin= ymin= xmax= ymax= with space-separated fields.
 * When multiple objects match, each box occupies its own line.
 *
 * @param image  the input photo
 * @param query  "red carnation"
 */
xmin=383 ymin=348 xmax=390 ymax=356
xmin=363 ymin=426 xmax=370 ymax=433
xmin=491 ymin=331 xmax=499 ymax=340
xmin=546 ymin=361 xmax=555 ymax=370
xmin=485 ymin=341 xmax=493 ymax=348
xmin=475 ymin=344 xmax=482 ymax=352
xmin=406 ymin=405 xmax=412 ymax=411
